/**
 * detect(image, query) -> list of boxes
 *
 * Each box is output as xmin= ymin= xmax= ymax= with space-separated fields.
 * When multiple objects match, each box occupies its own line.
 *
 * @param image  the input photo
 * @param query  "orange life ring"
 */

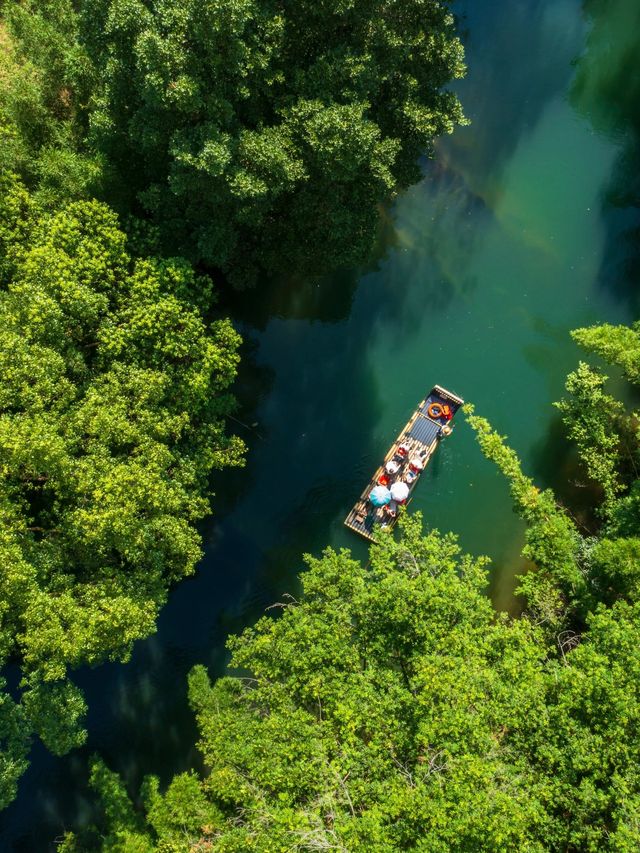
xmin=427 ymin=402 xmax=444 ymax=419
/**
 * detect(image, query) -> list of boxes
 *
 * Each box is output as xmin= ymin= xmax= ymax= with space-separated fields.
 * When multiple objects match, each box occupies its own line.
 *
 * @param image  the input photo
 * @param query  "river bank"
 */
xmin=2 ymin=0 xmax=638 ymax=847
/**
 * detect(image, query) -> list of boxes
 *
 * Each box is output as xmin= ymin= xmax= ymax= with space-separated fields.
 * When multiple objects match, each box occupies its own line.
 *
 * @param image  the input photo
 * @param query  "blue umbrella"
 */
xmin=369 ymin=485 xmax=392 ymax=507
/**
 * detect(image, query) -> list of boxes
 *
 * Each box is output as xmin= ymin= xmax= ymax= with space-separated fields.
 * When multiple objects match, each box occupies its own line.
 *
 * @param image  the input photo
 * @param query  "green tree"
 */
xmin=83 ymin=511 xmax=640 ymax=852
xmin=0 ymin=177 xmax=244 ymax=801
xmin=0 ymin=0 xmax=99 ymax=205
xmin=559 ymin=322 xmax=640 ymax=540
xmin=77 ymin=314 xmax=640 ymax=849
xmin=83 ymin=517 xmax=555 ymax=851
xmin=538 ymin=599 xmax=640 ymax=851
xmin=465 ymin=407 xmax=587 ymax=629
xmin=0 ymin=672 xmax=29 ymax=811
xmin=80 ymin=0 xmax=466 ymax=283
xmin=555 ymin=361 xmax=625 ymax=512
xmin=572 ymin=322 xmax=640 ymax=386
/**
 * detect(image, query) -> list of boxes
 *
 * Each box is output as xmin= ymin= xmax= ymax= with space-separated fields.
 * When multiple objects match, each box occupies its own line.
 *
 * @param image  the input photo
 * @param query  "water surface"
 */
xmin=2 ymin=0 xmax=639 ymax=847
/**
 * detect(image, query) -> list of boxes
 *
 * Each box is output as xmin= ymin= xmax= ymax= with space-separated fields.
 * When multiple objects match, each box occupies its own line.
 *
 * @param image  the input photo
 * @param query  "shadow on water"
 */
xmin=570 ymin=0 xmax=640 ymax=314
xmin=529 ymin=412 xmax=601 ymax=533
xmin=1 ymin=201 xmax=390 ymax=853
xmin=520 ymin=0 xmax=640 ymax=548
xmin=448 ymin=0 xmax=583 ymax=204
xmin=4 ymin=0 xmax=639 ymax=847
xmin=221 ymin=203 xmax=399 ymax=330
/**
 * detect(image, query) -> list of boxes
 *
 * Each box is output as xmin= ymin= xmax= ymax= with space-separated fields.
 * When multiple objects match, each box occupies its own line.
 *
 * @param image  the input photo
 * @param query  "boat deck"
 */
xmin=344 ymin=385 xmax=464 ymax=541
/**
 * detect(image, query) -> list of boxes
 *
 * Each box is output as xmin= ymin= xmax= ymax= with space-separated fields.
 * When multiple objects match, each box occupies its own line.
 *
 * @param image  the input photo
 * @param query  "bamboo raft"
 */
xmin=344 ymin=385 xmax=464 ymax=541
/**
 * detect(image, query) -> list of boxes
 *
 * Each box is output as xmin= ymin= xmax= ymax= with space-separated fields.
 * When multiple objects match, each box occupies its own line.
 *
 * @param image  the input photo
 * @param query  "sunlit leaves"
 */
xmin=0 ymin=187 xmax=243 ymax=802
xmin=572 ymin=322 xmax=640 ymax=386
xmin=0 ymin=2 xmax=99 ymax=204
xmin=88 ymin=519 xmax=555 ymax=850
xmin=465 ymin=407 xmax=586 ymax=625
xmin=555 ymin=362 xmax=625 ymax=512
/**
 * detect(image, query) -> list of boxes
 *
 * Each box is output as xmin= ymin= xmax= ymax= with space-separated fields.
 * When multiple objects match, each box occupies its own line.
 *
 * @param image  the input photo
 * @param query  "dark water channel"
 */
xmin=3 ymin=0 xmax=640 ymax=847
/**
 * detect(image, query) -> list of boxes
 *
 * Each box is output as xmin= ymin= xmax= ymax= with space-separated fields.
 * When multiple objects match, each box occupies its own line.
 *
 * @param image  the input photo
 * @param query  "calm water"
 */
xmin=3 ymin=0 xmax=640 ymax=847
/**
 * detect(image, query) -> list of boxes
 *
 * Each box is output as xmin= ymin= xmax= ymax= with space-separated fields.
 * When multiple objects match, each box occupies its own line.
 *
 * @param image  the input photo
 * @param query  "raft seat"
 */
xmin=407 ymin=416 xmax=440 ymax=446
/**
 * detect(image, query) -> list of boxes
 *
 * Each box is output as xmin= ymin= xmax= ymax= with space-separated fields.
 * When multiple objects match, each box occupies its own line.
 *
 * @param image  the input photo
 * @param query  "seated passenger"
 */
xmin=384 ymin=501 xmax=398 ymax=519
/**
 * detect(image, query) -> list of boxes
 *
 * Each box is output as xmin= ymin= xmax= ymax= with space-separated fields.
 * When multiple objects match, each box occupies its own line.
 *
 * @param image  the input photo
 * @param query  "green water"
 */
xmin=240 ymin=0 xmax=637 ymax=609
xmin=3 ymin=0 xmax=640 ymax=847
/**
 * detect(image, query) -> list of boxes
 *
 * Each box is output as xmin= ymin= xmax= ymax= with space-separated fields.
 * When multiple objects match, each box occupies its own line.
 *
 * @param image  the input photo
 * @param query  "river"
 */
xmin=3 ymin=0 xmax=639 ymax=847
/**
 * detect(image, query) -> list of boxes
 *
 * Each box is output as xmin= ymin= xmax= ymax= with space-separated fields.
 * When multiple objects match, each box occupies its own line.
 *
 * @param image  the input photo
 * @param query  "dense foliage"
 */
xmin=0 ymin=0 xmax=99 ymax=206
xmin=6 ymin=0 xmax=640 ymax=848
xmin=68 ymin=319 xmax=640 ymax=851
xmin=3 ymin=0 xmax=466 ymax=285
xmin=0 ymin=172 xmax=244 ymax=807
xmin=0 ymin=0 xmax=467 ymax=815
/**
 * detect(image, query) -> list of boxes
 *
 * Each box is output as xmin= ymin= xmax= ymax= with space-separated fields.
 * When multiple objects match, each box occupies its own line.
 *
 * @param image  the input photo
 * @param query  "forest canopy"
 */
xmin=7 ymin=0 xmax=640 ymax=848
xmin=2 ymin=0 xmax=466 ymax=285
xmin=0 ymin=0 xmax=467 ymax=811
xmin=71 ymin=319 xmax=640 ymax=851
xmin=0 ymin=172 xmax=244 ymax=807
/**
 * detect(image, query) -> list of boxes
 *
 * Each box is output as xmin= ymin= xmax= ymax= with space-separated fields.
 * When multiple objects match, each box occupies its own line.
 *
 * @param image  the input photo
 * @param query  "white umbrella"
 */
xmin=409 ymin=456 xmax=424 ymax=470
xmin=390 ymin=481 xmax=409 ymax=502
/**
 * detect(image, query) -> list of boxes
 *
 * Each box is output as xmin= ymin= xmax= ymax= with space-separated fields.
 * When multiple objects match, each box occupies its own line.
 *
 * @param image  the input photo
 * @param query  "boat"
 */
xmin=344 ymin=384 xmax=464 ymax=541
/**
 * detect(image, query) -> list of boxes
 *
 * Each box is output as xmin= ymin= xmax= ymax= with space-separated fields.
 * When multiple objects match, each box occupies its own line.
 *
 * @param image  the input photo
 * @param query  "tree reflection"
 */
xmin=571 ymin=0 xmax=640 ymax=312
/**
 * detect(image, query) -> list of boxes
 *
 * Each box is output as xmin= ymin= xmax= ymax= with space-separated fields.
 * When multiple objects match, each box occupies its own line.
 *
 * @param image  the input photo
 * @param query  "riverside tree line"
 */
xmin=0 ymin=0 xmax=465 ymax=818
xmin=2 ymin=0 xmax=640 ymax=851
xmin=69 ymin=326 xmax=640 ymax=851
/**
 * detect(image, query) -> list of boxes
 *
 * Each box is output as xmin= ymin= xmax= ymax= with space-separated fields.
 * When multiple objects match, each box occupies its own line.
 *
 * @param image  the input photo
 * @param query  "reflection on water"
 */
xmin=3 ymin=0 xmax=640 ymax=848
xmin=224 ymin=204 xmax=399 ymax=329
xmin=571 ymin=0 xmax=640 ymax=140
xmin=449 ymin=0 xmax=582 ymax=205
xmin=571 ymin=0 xmax=640 ymax=314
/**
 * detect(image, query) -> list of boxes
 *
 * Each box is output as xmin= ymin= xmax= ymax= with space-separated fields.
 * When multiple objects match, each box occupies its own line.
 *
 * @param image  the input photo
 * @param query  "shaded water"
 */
xmin=3 ymin=0 xmax=640 ymax=847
